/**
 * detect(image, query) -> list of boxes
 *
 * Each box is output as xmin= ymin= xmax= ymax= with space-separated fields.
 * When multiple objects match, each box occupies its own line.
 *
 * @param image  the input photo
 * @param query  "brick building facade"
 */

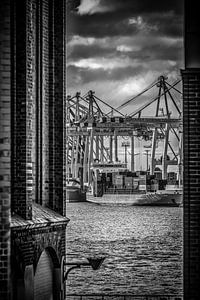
xmin=0 ymin=0 xmax=69 ymax=299
xmin=182 ymin=1 xmax=200 ymax=299
xmin=0 ymin=1 xmax=11 ymax=298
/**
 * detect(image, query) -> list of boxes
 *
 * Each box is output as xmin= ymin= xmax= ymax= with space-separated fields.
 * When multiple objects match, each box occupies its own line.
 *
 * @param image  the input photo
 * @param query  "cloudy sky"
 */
xmin=67 ymin=0 xmax=183 ymax=170
xmin=67 ymin=0 xmax=183 ymax=108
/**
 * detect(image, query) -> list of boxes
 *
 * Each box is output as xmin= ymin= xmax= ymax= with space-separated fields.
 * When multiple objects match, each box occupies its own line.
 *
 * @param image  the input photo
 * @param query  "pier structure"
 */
xmin=66 ymin=76 xmax=182 ymax=187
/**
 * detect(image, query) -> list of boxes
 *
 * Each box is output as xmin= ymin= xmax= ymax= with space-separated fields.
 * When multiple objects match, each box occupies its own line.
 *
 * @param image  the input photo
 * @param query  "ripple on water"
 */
xmin=66 ymin=203 xmax=183 ymax=295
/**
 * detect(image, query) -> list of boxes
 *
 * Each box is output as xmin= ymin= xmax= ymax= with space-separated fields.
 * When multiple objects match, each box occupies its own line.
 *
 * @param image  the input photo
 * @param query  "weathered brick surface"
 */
xmin=182 ymin=69 xmax=200 ymax=300
xmin=53 ymin=0 xmax=67 ymax=215
xmin=11 ymin=204 xmax=68 ymax=268
xmin=32 ymin=0 xmax=67 ymax=215
xmin=12 ymin=0 xmax=36 ymax=220
xmin=1 ymin=0 xmax=67 ymax=298
xmin=48 ymin=0 xmax=56 ymax=209
xmin=11 ymin=203 xmax=69 ymax=298
xmin=12 ymin=225 xmax=66 ymax=269
xmin=0 ymin=1 xmax=11 ymax=299
xmin=41 ymin=0 xmax=50 ymax=205
xmin=11 ymin=0 xmax=67 ymax=216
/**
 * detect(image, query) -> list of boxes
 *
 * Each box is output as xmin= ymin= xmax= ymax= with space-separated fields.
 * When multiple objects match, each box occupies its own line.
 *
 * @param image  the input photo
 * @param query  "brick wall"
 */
xmin=41 ymin=0 xmax=50 ymax=205
xmin=11 ymin=208 xmax=68 ymax=300
xmin=11 ymin=224 xmax=66 ymax=269
xmin=182 ymin=69 xmax=200 ymax=300
xmin=12 ymin=0 xmax=35 ymax=219
xmin=53 ymin=0 xmax=67 ymax=215
xmin=0 ymin=1 xmax=11 ymax=299
xmin=11 ymin=0 xmax=67 ymax=216
xmin=48 ymin=0 xmax=56 ymax=209
xmin=0 ymin=0 xmax=67 ymax=298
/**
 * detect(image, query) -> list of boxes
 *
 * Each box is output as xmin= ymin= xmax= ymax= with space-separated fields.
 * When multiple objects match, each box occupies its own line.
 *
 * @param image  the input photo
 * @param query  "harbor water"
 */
xmin=66 ymin=200 xmax=183 ymax=296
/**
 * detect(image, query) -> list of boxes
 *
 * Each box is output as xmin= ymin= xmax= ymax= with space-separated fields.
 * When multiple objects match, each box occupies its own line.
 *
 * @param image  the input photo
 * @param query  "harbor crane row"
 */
xmin=66 ymin=75 xmax=182 ymax=187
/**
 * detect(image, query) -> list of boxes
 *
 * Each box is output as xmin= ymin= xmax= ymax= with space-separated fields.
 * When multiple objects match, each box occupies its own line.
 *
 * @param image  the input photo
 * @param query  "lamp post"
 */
xmin=121 ymin=141 xmax=130 ymax=165
xmin=144 ymin=149 xmax=151 ymax=172
xmin=63 ymin=256 xmax=105 ymax=282
xmin=144 ymin=145 xmax=151 ymax=173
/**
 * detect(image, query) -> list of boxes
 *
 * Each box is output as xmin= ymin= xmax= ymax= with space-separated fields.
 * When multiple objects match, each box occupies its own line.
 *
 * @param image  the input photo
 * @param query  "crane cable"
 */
xmin=115 ymin=79 xmax=159 ymax=111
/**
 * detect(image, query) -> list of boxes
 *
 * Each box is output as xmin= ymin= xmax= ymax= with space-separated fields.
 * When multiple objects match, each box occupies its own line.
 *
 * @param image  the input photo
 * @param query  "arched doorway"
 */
xmin=34 ymin=249 xmax=54 ymax=300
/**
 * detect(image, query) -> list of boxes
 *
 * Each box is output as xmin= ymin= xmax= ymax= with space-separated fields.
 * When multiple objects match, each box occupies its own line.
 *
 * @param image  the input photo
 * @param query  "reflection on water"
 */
xmin=66 ymin=202 xmax=183 ymax=295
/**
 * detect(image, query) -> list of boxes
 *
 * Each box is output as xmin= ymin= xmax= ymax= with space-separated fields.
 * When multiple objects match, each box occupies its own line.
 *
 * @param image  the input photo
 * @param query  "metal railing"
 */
xmin=65 ymin=294 xmax=183 ymax=300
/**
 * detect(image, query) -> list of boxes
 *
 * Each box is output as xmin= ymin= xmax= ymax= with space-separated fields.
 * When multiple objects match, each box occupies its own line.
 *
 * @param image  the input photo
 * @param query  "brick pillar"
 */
xmin=183 ymin=0 xmax=200 ymax=298
xmin=12 ymin=0 xmax=36 ymax=220
xmin=48 ymin=0 xmax=56 ymax=209
xmin=51 ymin=0 xmax=66 ymax=216
xmin=35 ymin=0 xmax=50 ymax=206
xmin=41 ymin=0 xmax=50 ymax=205
xmin=182 ymin=69 xmax=200 ymax=299
xmin=34 ymin=0 xmax=66 ymax=213
xmin=0 ymin=1 xmax=11 ymax=299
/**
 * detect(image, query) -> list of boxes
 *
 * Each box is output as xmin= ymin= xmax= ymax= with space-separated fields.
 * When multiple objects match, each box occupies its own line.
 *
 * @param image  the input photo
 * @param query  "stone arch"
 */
xmin=34 ymin=242 xmax=60 ymax=271
xmin=34 ymin=247 xmax=61 ymax=300
xmin=46 ymin=246 xmax=60 ymax=268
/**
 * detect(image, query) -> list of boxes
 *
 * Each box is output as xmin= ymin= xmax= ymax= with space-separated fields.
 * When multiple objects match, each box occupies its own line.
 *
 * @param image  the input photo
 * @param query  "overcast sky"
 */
xmin=67 ymin=0 xmax=183 ymax=170
xmin=67 ymin=0 xmax=183 ymax=108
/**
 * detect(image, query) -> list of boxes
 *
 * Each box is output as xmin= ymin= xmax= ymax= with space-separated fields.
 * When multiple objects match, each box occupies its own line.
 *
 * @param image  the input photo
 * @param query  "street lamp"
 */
xmin=63 ymin=256 xmax=105 ymax=282
xmin=121 ymin=141 xmax=130 ymax=164
xmin=144 ymin=145 xmax=151 ymax=173
xmin=144 ymin=149 xmax=151 ymax=172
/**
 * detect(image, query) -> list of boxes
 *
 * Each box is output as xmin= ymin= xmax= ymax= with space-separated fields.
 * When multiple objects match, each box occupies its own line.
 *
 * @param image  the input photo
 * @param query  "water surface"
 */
xmin=66 ymin=202 xmax=183 ymax=295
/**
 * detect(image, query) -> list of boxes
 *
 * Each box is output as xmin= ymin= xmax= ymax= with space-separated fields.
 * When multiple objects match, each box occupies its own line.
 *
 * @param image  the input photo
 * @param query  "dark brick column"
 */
xmin=0 ymin=1 xmax=68 ymax=298
xmin=182 ymin=69 xmax=200 ymax=299
xmin=182 ymin=0 xmax=200 ymax=298
xmin=12 ymin=0 xmax=37 ymax=220
xmin=48 ymin=0 xmax=56 ymax=210
xmin=50 ymin=0 xmax=66 ymax=216
xmin=41 ymin=0 xmax=50 ymax=205
xmin=0 ymin=1 xmax=11 ymax=299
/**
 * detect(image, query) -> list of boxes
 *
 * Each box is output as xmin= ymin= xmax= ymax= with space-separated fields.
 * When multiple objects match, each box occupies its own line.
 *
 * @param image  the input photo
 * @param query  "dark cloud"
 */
xmin=68 ymin=39 xmax=183 ymax=63
xmin=68 ymin=14 xmax=182 ymax=40
xmin=67 ymin=0 xmax=184 ymax=102
xmin=68 ymin=29 xmax=183 ymax=67
xmin=68 ymin=0 xmax=183 ymax=38
xmin=68 ymin=13 xmax=137 ymax=38
xmin=144 ymin=13 xmax=183 ymax=37
xmin=67 ymin=0 xmax=80 ymax=13
xmin=99 ymin=0 xmax=183 ymax=15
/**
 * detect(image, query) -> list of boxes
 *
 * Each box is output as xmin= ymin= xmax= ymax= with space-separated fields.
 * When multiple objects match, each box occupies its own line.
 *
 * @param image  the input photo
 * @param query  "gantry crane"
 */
xmin=66 ymin=75 xmax=182 ymax=188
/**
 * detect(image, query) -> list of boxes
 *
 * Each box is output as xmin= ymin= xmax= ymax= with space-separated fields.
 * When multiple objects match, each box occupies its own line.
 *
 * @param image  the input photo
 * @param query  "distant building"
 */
xmin=0 ymin=0 xmax=68 ymax=299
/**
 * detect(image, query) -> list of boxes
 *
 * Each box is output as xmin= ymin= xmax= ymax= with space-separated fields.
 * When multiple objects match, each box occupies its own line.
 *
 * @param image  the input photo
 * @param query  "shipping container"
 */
xmin=167 ymin=179 xmax=177 ymax=185
xmin=124 ymin=176 xmax=133 ymax=188
xmin=146 ymin=185 xmax=151 ymax=192
xmin=151 ymin=183 xmax=159 ymax=191
xmin=158 ymin=179 xmax=167 ymax=190
xmin=133 ymin=178 xmax=139 ymax=189
xmin=139 ymin=184 xmax=146 ymax=191
xmin=167 ymin=172 xmax=177 ymax=181
xmin=115 ymin=184 xmax=123 ymax=189
xmin=114 ymin=175 xmax=123 ymax=185
xmin=154 ymin=172 xmax=162 ymax=180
